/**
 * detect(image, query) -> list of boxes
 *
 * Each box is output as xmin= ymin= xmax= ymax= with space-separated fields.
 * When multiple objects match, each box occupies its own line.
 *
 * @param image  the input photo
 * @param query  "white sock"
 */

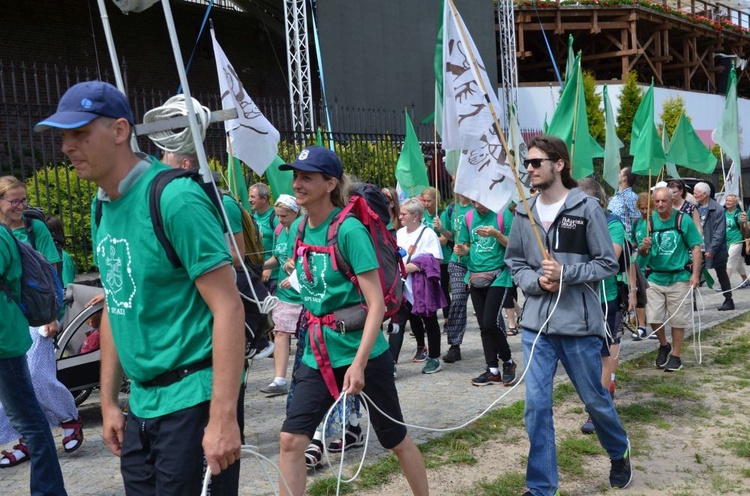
xmin=489 ymin=367 xmax=500 ymax=375
xmin=348 ymin=414 xmax=360 ymax=428
xmin=273 ymin=377 xmax=287 ymax=386
xmin=0 ymin=447 xmax=26 ymax=465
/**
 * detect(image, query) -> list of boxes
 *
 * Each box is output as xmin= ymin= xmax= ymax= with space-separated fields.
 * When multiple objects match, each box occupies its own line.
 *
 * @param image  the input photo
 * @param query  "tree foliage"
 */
xmin=583 ymin=70 xmax=605 ymax=143
xmin=616 ymin=71 xmax=643 ymax=143
xmin=659 ymin=95 xmax=687 ymax=137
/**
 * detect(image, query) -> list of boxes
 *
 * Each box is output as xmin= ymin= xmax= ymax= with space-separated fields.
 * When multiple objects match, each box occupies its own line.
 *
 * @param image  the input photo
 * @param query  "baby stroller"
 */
xmin=55 ymin=283 xmax=108 ymax=406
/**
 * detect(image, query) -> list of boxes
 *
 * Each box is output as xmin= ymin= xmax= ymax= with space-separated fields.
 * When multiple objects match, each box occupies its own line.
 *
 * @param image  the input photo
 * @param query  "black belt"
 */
xmin=141 ymin=358 xmax=213 ymax=388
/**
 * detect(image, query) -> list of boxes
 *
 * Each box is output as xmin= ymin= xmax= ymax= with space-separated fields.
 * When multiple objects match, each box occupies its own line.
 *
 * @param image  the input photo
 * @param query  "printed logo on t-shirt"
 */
xmin=654 ymin=231 xmax=680 ymax=256
xmin=472 ymin=226 xmax=497 ymax=253
xmin=96 ymin=235 xmax=136 ymax=314
xmin=275 ymin=241 xmax=288 ymax=260
xmin=299 ymin=252 xmax=328 ymax=302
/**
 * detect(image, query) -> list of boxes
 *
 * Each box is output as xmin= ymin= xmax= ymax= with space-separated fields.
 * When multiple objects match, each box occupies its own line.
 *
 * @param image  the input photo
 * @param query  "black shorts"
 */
xmin=501 ymin=285 xmax=518 ymax=309
xmin=600 ymin=299 xmax=622 ymax=357
xmin=282 ymin=351 xmax=407 ymax=450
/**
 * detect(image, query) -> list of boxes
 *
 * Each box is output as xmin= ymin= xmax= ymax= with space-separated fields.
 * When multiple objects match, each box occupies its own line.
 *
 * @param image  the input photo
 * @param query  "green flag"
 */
xmin=227 ymin=155 xmax=251 ymax=211
xmin=564 ymin=34 xmax=575 ymax=86
xmin=547 ymin=52 xmax=603 ymax=179
xmin=630 ymin=82 xmax=665 ymax=175
xmin=662 ymin=129 xmax=680 ymax=179
xmin=542 ymin=113 xmax=549 ymax=134
xmin=713 ymin=66 xmax=741 ymax=168
xmin=602 ymin=85 xmax=623 ymax=191
xmin=264 ymin=155 xmax=294 ymax=199
xmin=665 ymin=113 xmax=717 ymax=174
xmin=395 ymin=110 xmax=430 ymax=198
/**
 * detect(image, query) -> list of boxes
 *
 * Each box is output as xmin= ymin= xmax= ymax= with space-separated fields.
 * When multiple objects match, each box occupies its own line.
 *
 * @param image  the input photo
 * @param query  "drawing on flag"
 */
xmin=212 ymin=29 xmax=279 ymax=175
xmin=441 ymin=0 xmax=515 ymax=214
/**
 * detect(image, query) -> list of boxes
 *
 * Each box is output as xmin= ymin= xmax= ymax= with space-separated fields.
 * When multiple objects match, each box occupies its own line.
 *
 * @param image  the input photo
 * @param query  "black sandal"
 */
xmin=506 ymin=327 xmax=519 ymax=336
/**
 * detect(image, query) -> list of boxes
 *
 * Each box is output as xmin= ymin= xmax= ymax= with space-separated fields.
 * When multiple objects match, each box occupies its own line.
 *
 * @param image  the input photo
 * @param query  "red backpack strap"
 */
xmin=307 ymin=311 xmax=340 ymax=399
xmin=497 ymin=212 xmax=504 ymax=234
xmin=274 ymin=223 xmax=284 ymax=238
xmin=466 ymin=209 xmax=473 ymax=231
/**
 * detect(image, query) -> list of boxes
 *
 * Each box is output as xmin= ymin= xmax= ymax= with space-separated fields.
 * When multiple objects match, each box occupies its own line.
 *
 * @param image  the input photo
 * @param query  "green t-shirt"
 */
xmin=449 ymin=202 xmax=473 ymax=265
xmin=296 ymin=208 xmax=388 ymax=370
xmin=61 ymin=249 xmax=76 ymax=288
xmin=222 ymin=195 xmax=243 ymax=235
xmin=423 ymin=210 xmax=451 ymax=264
xmin=14 ymin=218 xmax=61 ymax=265
xmin=602 ymin=215 xmax=626 ymax=303
xmin=459 ymin=208 xmax=514 ymax=287
xmin=92 ymin=159 xmax=233 ymax=418
xmin=274 ymin=220 xmax=302 ymax=305
xmin=646 ymin=211 xmax=703 ymax=286
xmin=0 ymin=228 xmax=31 ymax=359
xmin=253 ymin=208 xmax=280 ymax=280
xmin=726 ymin=209 xmax=744 ymax=247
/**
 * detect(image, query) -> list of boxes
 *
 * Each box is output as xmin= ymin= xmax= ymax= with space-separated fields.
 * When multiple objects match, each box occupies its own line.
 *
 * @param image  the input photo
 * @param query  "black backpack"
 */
xmin=0 ymin=224 xmax=64 ymax=326
xmin=22 ymin=207 xmax=64 ymax=280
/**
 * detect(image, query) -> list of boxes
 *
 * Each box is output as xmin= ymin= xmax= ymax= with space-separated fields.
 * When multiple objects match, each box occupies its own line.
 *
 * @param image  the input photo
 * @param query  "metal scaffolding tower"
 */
xmin=497 ymin=0 xmax=518 ymax=127
xmin=283 ymin=0 xmax=315 ymax=133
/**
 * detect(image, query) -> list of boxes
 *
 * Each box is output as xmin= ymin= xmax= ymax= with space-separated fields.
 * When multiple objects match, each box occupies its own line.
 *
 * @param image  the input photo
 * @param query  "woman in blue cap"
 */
xmin=276 ymin=146 xmax=428 ymax=496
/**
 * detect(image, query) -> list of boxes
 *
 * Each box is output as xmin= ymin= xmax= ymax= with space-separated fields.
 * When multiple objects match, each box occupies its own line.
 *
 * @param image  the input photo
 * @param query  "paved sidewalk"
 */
xmin=4 ymin=281 xmax=748 ymax=495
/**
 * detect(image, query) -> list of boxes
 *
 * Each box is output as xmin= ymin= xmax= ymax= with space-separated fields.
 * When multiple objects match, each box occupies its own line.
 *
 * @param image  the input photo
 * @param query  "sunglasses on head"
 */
xmin=523 ymin=158 xmax=554 ymax=169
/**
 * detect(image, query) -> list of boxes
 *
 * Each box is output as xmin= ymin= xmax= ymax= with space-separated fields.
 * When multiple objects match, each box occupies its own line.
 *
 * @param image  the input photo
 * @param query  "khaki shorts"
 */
xmin=646 ymin=281 xmax=691 ymax=328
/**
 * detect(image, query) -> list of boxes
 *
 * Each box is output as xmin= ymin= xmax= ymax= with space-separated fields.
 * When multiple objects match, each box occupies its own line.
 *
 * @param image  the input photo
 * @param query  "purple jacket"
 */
xmin=409 ymin=254 xmax=447 ymax=317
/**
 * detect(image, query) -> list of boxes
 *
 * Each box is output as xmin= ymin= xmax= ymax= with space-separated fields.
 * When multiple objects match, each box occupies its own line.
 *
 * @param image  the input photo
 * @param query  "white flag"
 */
xmin=441 ymin=1 xmax=515 ymax=214
xmin=720 ymin=161 xmax=739 ymax=207
xmin=211 ymin=30 xmax=279 ymax=175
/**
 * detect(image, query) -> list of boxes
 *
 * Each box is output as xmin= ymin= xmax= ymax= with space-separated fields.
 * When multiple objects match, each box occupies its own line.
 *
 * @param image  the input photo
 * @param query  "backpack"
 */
xmin=465 ymin=209 xmax=505 ymax=235
xmin=22 ymin=207 xmax=64 ymax=280
xmin=293 ymin=184 xmax=405 ymax=327
xmin=647 ymin=211 xmax=693 ymax=274
xmin=0 ymin=224 xmax=64 ymax=326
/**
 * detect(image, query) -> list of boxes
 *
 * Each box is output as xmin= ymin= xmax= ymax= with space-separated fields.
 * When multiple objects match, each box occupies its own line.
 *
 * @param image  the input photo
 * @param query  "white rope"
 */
xmin=143 ymin=94 xmax=211 ymax=153
xmin=200 ymin=444 xmax=293 ymax=496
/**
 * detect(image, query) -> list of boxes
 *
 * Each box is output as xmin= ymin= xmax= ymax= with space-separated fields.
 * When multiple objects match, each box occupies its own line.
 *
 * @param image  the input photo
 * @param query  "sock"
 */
xmin=312 ymin=431 xmax=324 ymax=443
xmin=505 ymin=359 xmax=514 ymax=365
xmin=0 ymin=446 xmax=26 ymax=465
xmin=273 ymin=377 xmax=287 ymax=386
xmin=348 ymin=414 xmax=360 ymax=428
xmin=489 ymin=367 xmax=500 ymax=375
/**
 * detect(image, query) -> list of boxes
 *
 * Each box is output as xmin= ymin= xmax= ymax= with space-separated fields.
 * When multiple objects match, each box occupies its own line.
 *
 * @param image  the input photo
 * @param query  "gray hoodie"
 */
xmin=505 ymin=188 xmax=618 ymax=338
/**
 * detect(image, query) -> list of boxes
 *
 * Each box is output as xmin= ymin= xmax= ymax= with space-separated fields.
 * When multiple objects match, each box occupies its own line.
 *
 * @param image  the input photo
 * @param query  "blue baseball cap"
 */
xmin=279 ymin=146 xmax=343 ymax=179
xmin=34 ymin=81 xmax=135 ymax=132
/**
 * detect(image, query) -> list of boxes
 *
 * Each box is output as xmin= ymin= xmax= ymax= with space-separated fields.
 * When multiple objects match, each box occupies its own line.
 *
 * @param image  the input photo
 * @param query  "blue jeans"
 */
xmin=522 ymin=331 xmax=628 ymax=496
xmin=0 ymin=355 xmax=67 ymax=496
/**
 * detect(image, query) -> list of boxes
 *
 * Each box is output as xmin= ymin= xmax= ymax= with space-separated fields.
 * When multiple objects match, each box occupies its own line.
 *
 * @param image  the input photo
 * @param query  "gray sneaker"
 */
xmin=655 ymin=343 xmax=672 ymax=368
xmin=422 ymin=358 xmax=442 ymax=374
xmin=663 ymin=355 xmax=682 ymax=372
xmin=260 ymin=382 xmax=288 ymax=396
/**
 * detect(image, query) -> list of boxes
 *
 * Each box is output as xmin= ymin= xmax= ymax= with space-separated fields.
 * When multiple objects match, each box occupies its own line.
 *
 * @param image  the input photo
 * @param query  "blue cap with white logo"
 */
xmin=279 ymin=146 xmax=343 ymax=179
xmin=34 ymin=81 xmax=135 ymax=132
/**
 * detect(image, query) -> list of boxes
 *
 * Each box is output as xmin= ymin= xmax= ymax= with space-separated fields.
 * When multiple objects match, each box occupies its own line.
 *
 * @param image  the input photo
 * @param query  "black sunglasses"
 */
xmin=523 ymin=158 xmax=553 ymax=169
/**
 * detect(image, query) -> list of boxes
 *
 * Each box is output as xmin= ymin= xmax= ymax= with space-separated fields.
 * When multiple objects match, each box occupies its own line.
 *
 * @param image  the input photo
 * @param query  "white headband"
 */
xmin=275 ymin=194 xmax=300 ymax=213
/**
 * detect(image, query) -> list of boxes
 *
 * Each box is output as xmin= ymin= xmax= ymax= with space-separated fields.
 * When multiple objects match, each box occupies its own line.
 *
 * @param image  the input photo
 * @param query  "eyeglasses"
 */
xmin=523 ymin=158 xmax=553 ymax=169
xmin=1 ymin=197 xmax=28 ymax=208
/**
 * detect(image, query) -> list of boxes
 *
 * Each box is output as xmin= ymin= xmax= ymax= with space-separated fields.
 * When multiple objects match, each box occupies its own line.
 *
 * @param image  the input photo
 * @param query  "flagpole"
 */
xmin=433 ymin=124 xmax=439 ymax=194
xmin=448 ymin=0 xmax=548 ymax=260
xmin=569 ymin=57 xmax=582 ymax=170
xmin=647 ymin=171 xmax=652 ymax=234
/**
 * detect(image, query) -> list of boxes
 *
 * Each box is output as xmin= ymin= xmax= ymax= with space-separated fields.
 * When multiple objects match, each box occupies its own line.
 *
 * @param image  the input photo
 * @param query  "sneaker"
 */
xmin=304 ymin=440 xmax=323 ymax=469
xmin=327 ymin=425 xmax=365 ymax=453
xmin=259 ymin=382 xmax=288 ymax=396
xmin=632 ymin=326 xmax=647 ymax=341
xmin=663 ymin=355 xmax=682 ymax=372
xmin=581 ymin=416 xmax=595 ymax=434
xmin=647 ymin=332 xmax=658 ymax=340
xmin=422 ymin=358 xmax=442 ymax=374
xmin=655 ymin=343 xmax=672 ymax=368
xmin=255 ymin=342 xmax=275 ymax=359
xmin=412 ymin=346 xmax=428 ymax=362
xmin=609 ymin=439 xmax=633 ymax=488
xmin=718 ymin=299 xmax=735 ymax=311
xmin=470 ymin=369 xmax=501 ymax=386
xmin=501 ymin=360 xmax=517 ymax=386
xmin=442 ymin=345 xmax=462 ymax=363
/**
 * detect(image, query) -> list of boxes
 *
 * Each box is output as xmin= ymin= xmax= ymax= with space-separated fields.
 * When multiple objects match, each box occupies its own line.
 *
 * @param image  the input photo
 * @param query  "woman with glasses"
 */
xmin=0 ymin=176 xmax=83 ymax=468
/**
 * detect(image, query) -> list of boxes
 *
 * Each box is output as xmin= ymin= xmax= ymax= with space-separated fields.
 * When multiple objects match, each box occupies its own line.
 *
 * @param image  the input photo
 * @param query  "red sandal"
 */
xmin=0 ymin=443 xmax=29 ymax=468
xmin=61 ymin=417 xmax=84 ymax=453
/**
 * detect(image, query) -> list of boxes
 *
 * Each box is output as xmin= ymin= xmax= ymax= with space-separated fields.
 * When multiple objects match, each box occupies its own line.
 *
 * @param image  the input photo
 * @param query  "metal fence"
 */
xmin=0 ymin=59 xmax=540 ymax=272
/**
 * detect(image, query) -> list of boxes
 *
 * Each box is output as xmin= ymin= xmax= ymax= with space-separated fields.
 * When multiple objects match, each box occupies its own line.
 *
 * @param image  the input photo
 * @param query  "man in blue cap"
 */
xmin=36 ymin=81 xmax=245 ymax=496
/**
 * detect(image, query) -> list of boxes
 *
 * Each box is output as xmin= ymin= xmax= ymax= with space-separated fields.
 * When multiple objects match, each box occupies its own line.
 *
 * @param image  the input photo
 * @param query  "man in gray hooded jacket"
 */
xmin=505 ymin=135 xmax=632 ymax=496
